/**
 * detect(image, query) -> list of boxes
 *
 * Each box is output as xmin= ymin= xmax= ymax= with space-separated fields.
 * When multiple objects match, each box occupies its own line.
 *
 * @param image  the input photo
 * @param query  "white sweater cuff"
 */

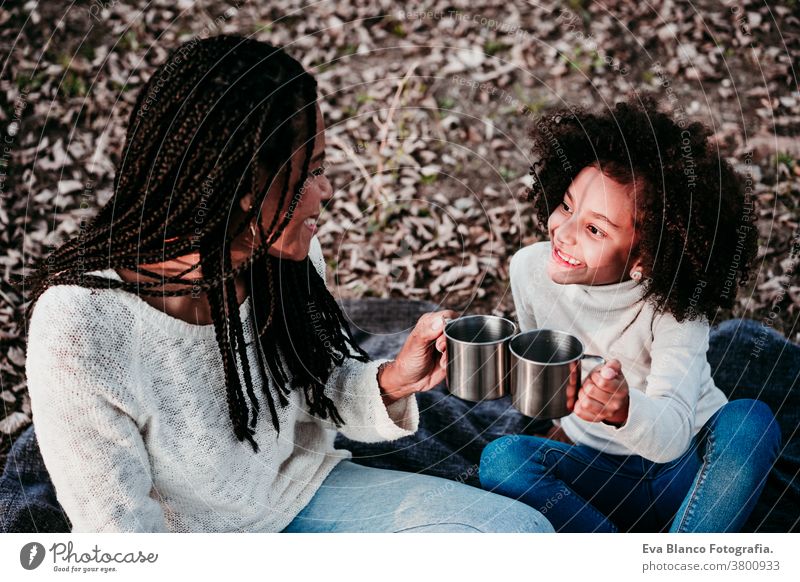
xmin=369 ymin=358 xmax=420 ymax=439
xmin=329 ymin=357 xmax=420 ymax=443
xmin=384 ymin=386 xmax=420 ymax=435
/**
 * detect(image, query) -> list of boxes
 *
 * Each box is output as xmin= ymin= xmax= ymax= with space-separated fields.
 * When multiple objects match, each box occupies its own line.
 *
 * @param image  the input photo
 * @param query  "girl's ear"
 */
xmin=629 ymin=258 xmax=647 ymax=280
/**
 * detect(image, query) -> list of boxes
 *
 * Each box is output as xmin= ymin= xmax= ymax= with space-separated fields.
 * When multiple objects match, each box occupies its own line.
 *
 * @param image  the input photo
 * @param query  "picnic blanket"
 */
xmin=1 ymin=298 xmax=798 ymax=532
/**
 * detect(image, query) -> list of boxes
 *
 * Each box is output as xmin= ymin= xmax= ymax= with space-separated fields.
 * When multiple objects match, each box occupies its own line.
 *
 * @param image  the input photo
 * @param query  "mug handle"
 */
xmin=564 ymin=354 xmax=605 ymax=411
xmin=579 ymin=354 xmax=606 ymax=386
xmin=582 ymin=353 xmax=606 ymax=368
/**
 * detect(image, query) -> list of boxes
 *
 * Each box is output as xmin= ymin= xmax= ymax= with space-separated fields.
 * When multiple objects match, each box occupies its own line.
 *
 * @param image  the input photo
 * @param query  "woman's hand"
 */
xmin=573 ymin=359 xmax=630 ymax=426
xmin=378 ymin=310 xmax=459 ymax=404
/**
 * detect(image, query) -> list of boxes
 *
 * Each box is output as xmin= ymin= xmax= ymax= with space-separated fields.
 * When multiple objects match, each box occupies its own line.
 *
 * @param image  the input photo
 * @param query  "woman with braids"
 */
xmin=477 ymin=97 xmax=783 ymax=532
xmin=22 ymin=35 xmax=553 ymax=533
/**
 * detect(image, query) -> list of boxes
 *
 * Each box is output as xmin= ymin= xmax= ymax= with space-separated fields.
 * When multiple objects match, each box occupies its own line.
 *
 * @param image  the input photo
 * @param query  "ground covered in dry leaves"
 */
xmin=1 ymin=0 xmax=798 ymax=464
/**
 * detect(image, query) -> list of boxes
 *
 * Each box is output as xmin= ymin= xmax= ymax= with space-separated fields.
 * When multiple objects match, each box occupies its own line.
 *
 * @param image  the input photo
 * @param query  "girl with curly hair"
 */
xmin=22 ymin=35 xmax=553 ymax=533
xmin=477 ymin=97 xmax=782 ymax=532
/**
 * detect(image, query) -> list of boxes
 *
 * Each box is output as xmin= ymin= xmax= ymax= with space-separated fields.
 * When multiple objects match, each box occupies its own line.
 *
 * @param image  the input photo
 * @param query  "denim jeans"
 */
xmin=282 ymin=459 xmax=554 ymax=533
xmin=478 ymin=399 xmax=781 ymax=532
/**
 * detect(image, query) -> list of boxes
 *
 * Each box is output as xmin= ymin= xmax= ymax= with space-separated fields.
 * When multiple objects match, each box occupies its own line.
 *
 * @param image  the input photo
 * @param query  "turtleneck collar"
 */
xmin=545 ymin=242 xmax=648 ymax=314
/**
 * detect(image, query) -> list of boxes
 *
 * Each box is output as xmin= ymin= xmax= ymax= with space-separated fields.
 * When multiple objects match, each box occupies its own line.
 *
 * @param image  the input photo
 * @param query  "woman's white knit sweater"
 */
xmin=510 ymin=241 xmax=728 ymax=463
xmin=25 ymin=236 xmax=419 ymax=532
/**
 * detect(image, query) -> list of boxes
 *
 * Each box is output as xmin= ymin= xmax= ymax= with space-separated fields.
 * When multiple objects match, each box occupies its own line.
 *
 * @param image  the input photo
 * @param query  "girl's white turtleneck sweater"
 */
xmin=25 ymin=236 xmax=419 ymax=532
xmin=510 ymin=241 xmax=728 ymax=463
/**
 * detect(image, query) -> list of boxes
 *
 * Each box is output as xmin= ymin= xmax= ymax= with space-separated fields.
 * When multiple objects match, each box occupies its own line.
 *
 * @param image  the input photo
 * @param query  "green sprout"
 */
xmin=390 ymin=23 xmax=407 ymax=38
xmin=776 ymin=152 xmax=795 ymax=169
xmin=61 ymin=71 xmax=88 ymax=97
xmin=420 ymin=174 xmax=438 ymax=185
xmin=484 ymin=40 xmax=508 ymax=56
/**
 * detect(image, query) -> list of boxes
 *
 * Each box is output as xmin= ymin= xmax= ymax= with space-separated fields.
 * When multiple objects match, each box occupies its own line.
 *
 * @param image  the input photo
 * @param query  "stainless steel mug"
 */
xmin=444 ymin=315 xmax=517 ymax=401
xmin=509 ymin=329 xmax=605 ymax=419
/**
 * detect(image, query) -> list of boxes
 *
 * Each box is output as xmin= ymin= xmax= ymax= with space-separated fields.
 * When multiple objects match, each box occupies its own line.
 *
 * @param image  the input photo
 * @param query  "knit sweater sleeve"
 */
xmin=509 ymin=246 xmax=539 ymax=331
xmin=25 ymin=286 xmax=167 ymax=532
xmin=304 ymin=236 xmax=419 ymax=442
xmin=604 ymin=312 xmax=710 ymax=463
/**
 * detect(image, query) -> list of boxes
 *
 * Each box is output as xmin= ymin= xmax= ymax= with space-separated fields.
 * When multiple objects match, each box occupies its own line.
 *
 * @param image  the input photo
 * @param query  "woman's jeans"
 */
xmin=281 ymin=459 xmax=554 ymax=533
xmin=479 ymin=399 xmax=781 ymax=532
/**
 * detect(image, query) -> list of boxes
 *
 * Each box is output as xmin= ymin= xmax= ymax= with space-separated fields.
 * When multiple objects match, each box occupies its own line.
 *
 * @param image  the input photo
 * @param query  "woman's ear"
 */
xmin=239 ymin=193 xmax=253 ymax=213
xmin=240 ymin=163 xmax=271 ymax=214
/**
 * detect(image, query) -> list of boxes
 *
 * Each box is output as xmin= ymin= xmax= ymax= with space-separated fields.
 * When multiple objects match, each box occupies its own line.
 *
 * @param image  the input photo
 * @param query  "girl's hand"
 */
xmin=378 ymin=310 xmax=459 ymax=404
xmin=573 ymin=359 xmax=630 ymax=426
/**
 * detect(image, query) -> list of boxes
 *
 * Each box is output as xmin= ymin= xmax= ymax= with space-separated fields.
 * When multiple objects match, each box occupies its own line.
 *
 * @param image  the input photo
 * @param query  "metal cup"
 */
xmin=444 ymin=315 xmax=517 ymax=401
xmin=509 ymin=329 xmax=605 ymax=419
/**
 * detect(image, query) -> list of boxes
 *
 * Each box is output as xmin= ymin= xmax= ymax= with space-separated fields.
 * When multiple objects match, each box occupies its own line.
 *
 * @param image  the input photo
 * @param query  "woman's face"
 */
xmin=234 ymin=105 xmax=332 ymax=262
xmin=546 ymin=165 xmax=642 ymax=286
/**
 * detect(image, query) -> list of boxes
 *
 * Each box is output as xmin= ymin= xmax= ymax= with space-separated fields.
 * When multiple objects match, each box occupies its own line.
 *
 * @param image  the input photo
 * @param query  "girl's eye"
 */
xmin=587 ymin=225 xmax=606 ymax=238
xmin=560 ymin=201 xmax=571 ymax=213
xmin=310 ymin=166 xmax=326 ymax=177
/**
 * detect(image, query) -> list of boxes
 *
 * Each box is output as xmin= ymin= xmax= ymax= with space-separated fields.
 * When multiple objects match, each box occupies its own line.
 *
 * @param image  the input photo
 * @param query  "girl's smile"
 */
xmin=551 ymin=244 xmax=584 ymax=268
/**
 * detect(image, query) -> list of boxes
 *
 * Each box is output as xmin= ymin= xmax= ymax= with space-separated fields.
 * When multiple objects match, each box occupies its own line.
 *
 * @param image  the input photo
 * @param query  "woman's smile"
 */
xmin=303 ymin=214 xmax=319 ymax=233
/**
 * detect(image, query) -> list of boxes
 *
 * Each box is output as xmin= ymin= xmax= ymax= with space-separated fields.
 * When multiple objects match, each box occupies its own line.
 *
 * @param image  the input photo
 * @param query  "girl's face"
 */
xmin=546 ymin=165 xmax=643 ymax=286
xmin=234 ymin=105 xmax=332 ymax=262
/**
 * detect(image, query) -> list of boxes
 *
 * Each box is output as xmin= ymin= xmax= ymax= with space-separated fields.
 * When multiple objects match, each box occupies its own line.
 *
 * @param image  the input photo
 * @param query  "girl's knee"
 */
xmin=722 ymin=398 xmax=775 ymax=425
xmin=479 ymin=436 xmax=510 ymax=488
xmin=479 ymin=435 xmax=538 ymax=490
xmin=715 ymin=399 xmax=781 ymax=452
xmin=752 ymin=401 xmax=782 ymax=455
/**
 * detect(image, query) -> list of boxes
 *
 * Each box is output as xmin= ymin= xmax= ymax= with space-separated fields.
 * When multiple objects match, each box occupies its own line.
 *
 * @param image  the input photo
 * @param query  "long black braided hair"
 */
xmin=21 ymin=35 xmax=370 ymax=453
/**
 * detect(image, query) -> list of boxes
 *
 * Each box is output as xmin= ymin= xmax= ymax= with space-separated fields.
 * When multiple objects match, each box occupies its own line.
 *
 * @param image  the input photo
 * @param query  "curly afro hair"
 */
xmin=526 ymin=95 xmax=759 ymax=324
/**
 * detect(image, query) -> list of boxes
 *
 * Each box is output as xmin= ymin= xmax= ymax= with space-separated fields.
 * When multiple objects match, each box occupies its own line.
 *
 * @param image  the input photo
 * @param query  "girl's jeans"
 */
xmin=282 ymin=459 xmax=554 ymax=533
xmin=479 ymin=399 xmax=781 ymax=532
